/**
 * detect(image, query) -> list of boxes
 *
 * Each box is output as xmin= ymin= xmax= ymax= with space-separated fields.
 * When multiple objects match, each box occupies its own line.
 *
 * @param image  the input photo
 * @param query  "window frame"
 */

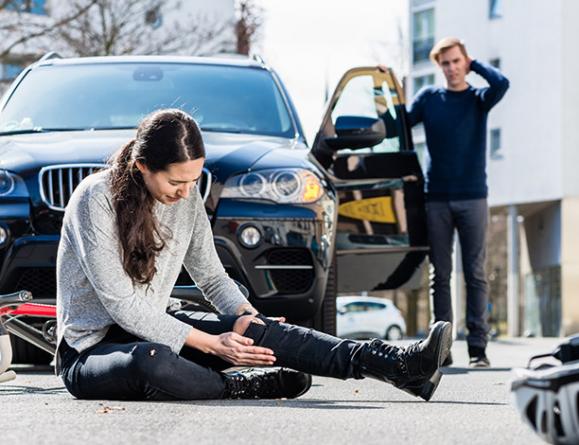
xmin=490 ymin=127 xmax=503 ymax=160
xmin=489 ymin=0 xmax=503 ymax=20
xmin=412 ymin=7 xmax=435 ymax=64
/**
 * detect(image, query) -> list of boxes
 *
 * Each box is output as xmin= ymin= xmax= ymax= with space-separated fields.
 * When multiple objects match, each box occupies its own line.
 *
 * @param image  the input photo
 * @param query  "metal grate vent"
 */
xmin=38 ymin=164 xmax=106 ymax=211
xmin=39 ymin=164 xmax=212 ymax=212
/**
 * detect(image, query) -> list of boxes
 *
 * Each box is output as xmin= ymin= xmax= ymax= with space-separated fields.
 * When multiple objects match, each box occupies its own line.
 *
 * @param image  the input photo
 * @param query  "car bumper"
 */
xmin=0 ymin=199 xmax=336 ymax=321
xmin=202 ymin=198 xmax=335 ymax=320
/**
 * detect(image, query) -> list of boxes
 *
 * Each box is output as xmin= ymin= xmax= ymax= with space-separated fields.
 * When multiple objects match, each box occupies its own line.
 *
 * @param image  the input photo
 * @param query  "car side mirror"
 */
xmin=337 ymin=307 xmax=346 ymax=315
xmin=324 ymin=115 xmax=385 ymax=151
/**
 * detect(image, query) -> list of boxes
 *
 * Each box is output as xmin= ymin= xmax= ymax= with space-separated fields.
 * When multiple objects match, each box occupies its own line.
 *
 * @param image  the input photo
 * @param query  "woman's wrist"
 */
xmin=236 ymin=303 xmax=258 ymax=316
xmin=186 ymin=328 xmax=217 ymax=354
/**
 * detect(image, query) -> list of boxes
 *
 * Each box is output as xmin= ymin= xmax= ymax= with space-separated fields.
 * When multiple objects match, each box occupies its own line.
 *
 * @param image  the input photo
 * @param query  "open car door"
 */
xmin=310 ymin=66 xmax=428 ymax=293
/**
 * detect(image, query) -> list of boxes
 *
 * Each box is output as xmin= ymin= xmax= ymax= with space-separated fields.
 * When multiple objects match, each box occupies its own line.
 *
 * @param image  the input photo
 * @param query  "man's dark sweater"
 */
xmin=407 ymin=60 xmax=509 ymax=201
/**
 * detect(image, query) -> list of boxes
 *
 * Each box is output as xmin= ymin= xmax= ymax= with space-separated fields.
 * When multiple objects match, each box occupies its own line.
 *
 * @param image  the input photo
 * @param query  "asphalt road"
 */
xmin=0 ymin=338 xmax=558 ymax=445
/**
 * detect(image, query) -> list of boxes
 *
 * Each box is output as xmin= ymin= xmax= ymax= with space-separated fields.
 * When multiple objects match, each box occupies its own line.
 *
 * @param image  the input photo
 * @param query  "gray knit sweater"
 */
xmin=56 ymin=169 xmax=249 ymax=358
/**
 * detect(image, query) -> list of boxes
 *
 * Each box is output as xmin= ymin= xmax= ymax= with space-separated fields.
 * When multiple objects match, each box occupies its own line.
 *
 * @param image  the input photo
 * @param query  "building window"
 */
xmin=411 ymin=0 xmax=434 ymax=7
xmin=1 ymin=63 xmax=25 ymax=81
xmin=145 ymin=6 xmax=163 ymax=29
xmin=6 ymin=0 xmax=46 ymax=15
xmin=412 ymin=8 xmax=435 ymax=64
xmin=490 ymin=128 xmax=502 ymax=159
xmin=489 ymin=0 xmax=503 ymax=19
xmin=413 ymin=74 xmax=435 ymax=93
xmin=489 ymin=58 xmax=501 ymax=69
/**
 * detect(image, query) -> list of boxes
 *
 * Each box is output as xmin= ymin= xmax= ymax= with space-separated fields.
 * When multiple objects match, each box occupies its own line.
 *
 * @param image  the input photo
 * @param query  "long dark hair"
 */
xmin=109 ymin=109 xmax=205 ymax=285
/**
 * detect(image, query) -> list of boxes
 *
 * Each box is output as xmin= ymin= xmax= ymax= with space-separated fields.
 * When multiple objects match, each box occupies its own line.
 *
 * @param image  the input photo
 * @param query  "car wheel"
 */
xmin=10 ymin=335 xmax=53 ymax=365
xmin=385 ymin=325 xmax=403 ymax=341
xmin=311 ymin=256 xmax=337 ymax=336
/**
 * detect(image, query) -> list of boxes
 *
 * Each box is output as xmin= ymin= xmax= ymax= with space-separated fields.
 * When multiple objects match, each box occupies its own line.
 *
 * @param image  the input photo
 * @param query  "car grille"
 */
xmin=12 ymin=268 xmax=56 ymax=299
xmin=39 ymin=164 xmax=212 ymax=211
xmin=39 ymin=164 xmax=105 ymax=211
xmin=266 ymin=249 xmax=315 ymax=294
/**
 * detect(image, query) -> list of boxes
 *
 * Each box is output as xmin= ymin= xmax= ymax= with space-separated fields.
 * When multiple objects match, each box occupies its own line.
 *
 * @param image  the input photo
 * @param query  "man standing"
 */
xmin=406 ymin=37 xmax=509 ymax=367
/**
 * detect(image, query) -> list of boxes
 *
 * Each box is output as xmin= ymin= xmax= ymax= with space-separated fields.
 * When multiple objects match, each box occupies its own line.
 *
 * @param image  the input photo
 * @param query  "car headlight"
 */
xmin=0 ymin=169 xmax=28 ymax=198
xmin=0 ymin=170 xmax=15 ymax=196
xmin=222 ymin=168 xmax=324 ymax=203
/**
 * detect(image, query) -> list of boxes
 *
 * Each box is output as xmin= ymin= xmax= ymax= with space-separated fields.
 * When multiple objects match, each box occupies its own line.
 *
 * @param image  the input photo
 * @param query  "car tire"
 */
xmin=10 ymin=335 xmax=53 ymax=365
xmin=311 ymin=256 xmax=337 ymax=336
xmin=385 ymin=325 xmax=403 ymax=341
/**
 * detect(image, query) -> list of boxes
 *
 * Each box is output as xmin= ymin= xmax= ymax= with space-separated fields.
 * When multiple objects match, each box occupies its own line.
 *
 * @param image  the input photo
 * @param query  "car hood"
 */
xmin=0 ymin=130 xmax=309 ymax=179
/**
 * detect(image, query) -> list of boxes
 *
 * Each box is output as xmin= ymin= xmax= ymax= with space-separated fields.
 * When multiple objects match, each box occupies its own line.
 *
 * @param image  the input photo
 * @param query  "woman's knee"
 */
xmin=233 ymin=314 xmax=265 ymax=335
xmin=128 ymin=343 xmax=175 ymax=379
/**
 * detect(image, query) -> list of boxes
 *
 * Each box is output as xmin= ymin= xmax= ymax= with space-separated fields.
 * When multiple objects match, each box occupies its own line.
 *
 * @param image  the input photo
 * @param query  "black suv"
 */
xmin=0 ymin=54 xmax=428 ymax=362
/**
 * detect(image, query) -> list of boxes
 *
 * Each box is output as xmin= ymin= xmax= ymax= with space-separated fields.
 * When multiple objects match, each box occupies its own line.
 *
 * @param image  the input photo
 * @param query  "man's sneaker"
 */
xmin=469 ymin=355 xmax=490 ymax=368
xmin=356 ymin=321 xmax=452 ymax=401
xmin=224 ymin=368 xmax=312 ymax=399
xmin=442 ymin=351 xmax=453 ymax=367
xmin=468 ymin=345 xmax=490 ymax=368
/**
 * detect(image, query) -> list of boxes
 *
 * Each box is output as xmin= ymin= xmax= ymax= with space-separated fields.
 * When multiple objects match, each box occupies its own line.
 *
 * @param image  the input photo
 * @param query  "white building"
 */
xmin=408 ymin=0 xmax=579 ymax=337
xmin=0 ymin=0 xmax=236 ymax=95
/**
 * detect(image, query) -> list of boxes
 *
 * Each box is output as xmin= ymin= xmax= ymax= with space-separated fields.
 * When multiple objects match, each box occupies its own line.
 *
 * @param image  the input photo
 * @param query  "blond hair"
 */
xmin=429 ymin=37 xmax=468 ymax=65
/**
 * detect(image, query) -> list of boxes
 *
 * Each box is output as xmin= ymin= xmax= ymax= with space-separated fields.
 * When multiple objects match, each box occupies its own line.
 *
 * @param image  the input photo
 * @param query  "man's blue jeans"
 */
xmin=426 ymin=198 xmax=490 ymax=350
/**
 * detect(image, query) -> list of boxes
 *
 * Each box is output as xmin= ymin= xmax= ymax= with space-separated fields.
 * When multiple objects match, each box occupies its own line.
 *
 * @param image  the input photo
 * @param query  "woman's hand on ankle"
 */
xmin=207 ymin=332 xmax=276 ymax=366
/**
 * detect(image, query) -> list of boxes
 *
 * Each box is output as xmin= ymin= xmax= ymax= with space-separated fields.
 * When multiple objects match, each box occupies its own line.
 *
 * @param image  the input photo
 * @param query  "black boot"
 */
xmin=224 ymin=367 xmax=312 ymax=400
xmin=356 ymin=321 xmax=452 ymax=401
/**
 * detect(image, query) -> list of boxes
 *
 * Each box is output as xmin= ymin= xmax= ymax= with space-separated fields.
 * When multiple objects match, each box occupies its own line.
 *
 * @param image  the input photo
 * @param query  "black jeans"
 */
xmin=425 ymin=198 xmax=490 ymax=350
xmin=60 ymin=311 xmax=364 ymax=401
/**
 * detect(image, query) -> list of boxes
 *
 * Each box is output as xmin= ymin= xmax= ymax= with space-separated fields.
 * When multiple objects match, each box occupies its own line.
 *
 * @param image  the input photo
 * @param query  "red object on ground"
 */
xmin=0 ymin=303 xmax=56 ymax=317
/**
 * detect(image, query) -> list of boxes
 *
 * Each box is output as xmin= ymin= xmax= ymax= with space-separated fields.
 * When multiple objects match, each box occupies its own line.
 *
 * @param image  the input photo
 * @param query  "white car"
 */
xmin=336 ymin=296 xmax=406 ymax=340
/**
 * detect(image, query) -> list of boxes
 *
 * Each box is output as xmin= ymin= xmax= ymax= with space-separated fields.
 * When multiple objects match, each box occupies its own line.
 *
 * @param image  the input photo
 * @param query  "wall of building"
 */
xmin=561 ymin=197 xmax=579 ymax=335
xmin=428 ymin=0 xmax=565 ymax=207
xmin=561 ymin=0 xmax=579 ymax=198
xmin=409 ymin=0 xmax=579 ymax=337
xmin=524 ymin=203 xmax=561 ymax=270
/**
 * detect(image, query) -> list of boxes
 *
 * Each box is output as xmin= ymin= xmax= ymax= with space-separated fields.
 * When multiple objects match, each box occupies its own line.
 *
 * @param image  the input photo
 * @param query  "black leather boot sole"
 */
xmin=357 ymin=321 xmax=452 ymax=401
xmin=410 ymin=321 xmax=453 ymax=401
xmin=225 ymin=367 xmax=312 ymax=399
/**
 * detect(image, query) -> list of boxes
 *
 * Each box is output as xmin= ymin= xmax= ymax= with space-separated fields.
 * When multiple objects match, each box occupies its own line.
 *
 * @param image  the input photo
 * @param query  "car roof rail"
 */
xmin=37 ymin=52 xmax=62 ymax=62
xmin=208 ymin=52 xmax=247 ymax=59
xmin=252 ymin=53 xmax=266 ymax=66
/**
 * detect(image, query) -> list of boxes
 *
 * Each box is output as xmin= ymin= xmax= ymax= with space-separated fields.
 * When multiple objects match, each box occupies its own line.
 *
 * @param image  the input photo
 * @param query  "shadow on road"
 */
xmin=174 ymin=397 xmax=508 ymax=409
xmin=441 ymin=367 xmax=511 ymax=375
xmin=0 ymin=385 xmax=67 ymax=396
xmin=378 ymin=399 xmax=507 ymax=406
xmin=191 ymin=399 xmax=386 ymax=410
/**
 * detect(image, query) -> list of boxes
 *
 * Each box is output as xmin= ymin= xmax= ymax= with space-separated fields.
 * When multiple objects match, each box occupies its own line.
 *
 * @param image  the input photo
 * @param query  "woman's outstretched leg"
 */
xmin=241 ymin=315 xmax=452 ymax=401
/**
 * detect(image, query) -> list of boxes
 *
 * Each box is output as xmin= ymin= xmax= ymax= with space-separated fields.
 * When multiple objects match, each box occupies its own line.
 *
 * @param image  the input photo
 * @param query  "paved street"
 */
xmin=0 ymin=338 xmax=556 ymax=445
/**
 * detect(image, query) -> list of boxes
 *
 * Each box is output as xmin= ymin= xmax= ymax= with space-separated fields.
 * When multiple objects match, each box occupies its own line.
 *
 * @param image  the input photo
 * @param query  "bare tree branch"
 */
xmin=0 ymin=0 xmax=98 ymax=60
xmin=235 ymin=0 xmax=263 ymax=55
xmin=50 ymin=0 xmax=235 ymax=57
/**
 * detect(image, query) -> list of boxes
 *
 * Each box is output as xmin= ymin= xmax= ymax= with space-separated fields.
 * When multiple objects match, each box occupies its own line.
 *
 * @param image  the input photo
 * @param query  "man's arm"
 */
xmin=406 ymin=89 xmax=427 ymax=127
xmin=470 ymin=59 xmax=510 ymax=111
xmin=377 ymin=64 xmax=424 ymax=128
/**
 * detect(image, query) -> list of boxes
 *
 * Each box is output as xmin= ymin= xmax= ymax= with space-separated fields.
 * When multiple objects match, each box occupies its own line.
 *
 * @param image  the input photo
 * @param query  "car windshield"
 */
xmin=0 ymin=62 xmax=295 ymax=138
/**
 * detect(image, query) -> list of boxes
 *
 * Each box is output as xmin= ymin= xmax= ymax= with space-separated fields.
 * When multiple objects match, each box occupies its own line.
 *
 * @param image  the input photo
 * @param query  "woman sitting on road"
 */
xmin=56 ymin=108 xmax=452 ymax=401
